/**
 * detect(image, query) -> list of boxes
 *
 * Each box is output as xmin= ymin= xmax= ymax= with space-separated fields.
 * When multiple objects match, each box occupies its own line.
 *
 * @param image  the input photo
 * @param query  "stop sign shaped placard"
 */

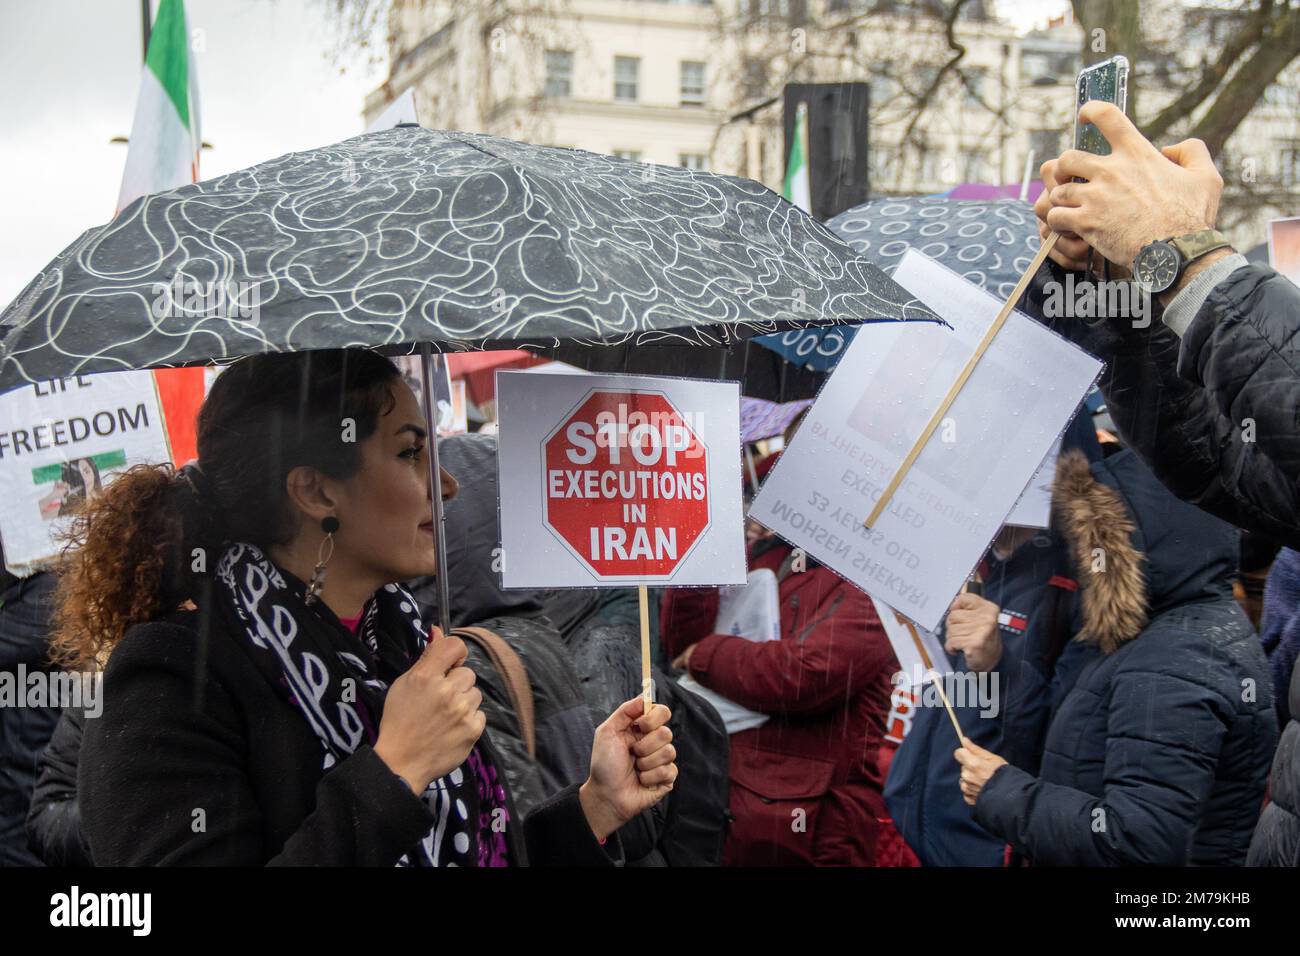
xmin=543 ymin=390 xmax=709 ymax=578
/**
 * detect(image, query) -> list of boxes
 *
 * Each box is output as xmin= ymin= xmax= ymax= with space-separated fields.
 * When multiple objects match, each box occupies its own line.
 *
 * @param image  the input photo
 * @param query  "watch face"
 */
xmin=1135 ymin=243 xmax=1180 ymax=294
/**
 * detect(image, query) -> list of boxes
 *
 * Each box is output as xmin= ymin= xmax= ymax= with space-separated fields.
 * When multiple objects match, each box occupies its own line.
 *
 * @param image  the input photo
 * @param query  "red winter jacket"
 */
xmin=661 ymin=541 xmax=898 ymax=866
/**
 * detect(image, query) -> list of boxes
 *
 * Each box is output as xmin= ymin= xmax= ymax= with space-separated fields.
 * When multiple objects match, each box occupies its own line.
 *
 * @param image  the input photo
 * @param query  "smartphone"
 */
xmin=1073 ymin=55 xmax=1130 ymax=156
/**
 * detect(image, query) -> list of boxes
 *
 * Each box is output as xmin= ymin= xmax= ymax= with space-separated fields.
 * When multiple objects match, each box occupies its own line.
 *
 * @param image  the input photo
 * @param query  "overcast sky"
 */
xmin=0 ymin=0 xmax=1068 ymax=309
xmin=0 ymin=0 xmax=387 ymax=307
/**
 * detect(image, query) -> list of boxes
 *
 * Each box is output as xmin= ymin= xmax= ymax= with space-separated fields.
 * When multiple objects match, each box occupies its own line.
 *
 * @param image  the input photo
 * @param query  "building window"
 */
xmin=612 ymin=149 xmax=642 ymax=162
xmin=680 ymin=61 xmax=706 ymax=107
xmin=961 ymin=149 xmax=988 ymax=183
xmin=741 ymin=57 xmax=767 ymax=101
xmin=679 ymin=153 xmax=707 ymax=170
xmin=962 ymin=67 xmax=987 ymax=107
xmin=544 ymin=50 xmax=573 ymax=98
xmin=1029 ymin=129 xmax=1063 ymax=168
xmin=914 ymin=147 xmax=940 ymax=185
xmin=1281 ymin=146 xmax=1300 ymax=187
xmin=614 ymin=56 xmax=640 ymax=102
xmin=742 ymin=0 xmax=790 ymax=17
xmin=869 ymin=69 xmax=898 ymax=109
xmin=870 ymin=146 xmax=897 ymax=183
xmin=1265 ymin=83 xmax=1300 ymax=109
xmin=1021 ymin=53 xmax=1051 ymax=84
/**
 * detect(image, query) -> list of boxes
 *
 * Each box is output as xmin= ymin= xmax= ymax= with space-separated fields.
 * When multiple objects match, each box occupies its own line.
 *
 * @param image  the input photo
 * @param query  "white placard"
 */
xmin=677 ymin=567 xmax=780 ymax=734
xmin=496 ymin=370 xmax=745 ymax=588
xmin=1005 ymin=438 xmax=1061 ymax=529
xmin=750 ymin=249 xmax=1101 ymax=630
xmin=365 ymin=89 xmax=420 ymax=132
xmin=0 ymin=372 xmax=172 ymax=573
xmin=1268 ymin=216 xmax=1300 ymax=288
xmin=870 ymin=595 xmax=952 ymax=689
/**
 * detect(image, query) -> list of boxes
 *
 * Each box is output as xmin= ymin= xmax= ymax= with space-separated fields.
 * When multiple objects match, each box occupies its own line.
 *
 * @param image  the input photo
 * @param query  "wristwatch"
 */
xmin=1132 ymin=229 xmax=1233 ymax=295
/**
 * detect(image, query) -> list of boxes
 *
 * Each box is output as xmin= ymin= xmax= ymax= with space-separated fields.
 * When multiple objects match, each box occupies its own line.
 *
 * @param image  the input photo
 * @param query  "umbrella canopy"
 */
xmin=0 ymin=125 xmax=936 ymax=395
xmin=543 ymin=337 xmax=830 ymax=402
xmin=755 ymin=195 xmax=1039 ymax=372
xmin=740 ymin=396 xmax=812 ymax=444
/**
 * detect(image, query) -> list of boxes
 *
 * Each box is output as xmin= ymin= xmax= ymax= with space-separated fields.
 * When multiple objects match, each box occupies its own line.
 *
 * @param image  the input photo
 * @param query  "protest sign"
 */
xmin=1268 ymin=216 xmax=1300 ymax=288
xmin=0 ymin=372 xmax=172 ymax=572
xmin=1005 ymin=438 xmax=1061 ymax=529
xmin=872 ymin=594 xmax=953 ymax=745
xmin=750 ymin=249 xmax=1101 ymax=631
xmin=393 ymin=355 xmax=464 ymax=436
xmin=678 ymin=568 xmax=780 ymax=734
xmin=871 ymin=595 xmax=951 ymax=689
xmin=496 ymin=370 xmax=745 ymax=588
xmin=365 ymin=88 xmax=420 ymax=133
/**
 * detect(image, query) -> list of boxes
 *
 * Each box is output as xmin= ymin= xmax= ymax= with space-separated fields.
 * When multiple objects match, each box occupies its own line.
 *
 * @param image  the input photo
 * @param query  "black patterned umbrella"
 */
xmin=0 ymin=125 xmax=935 ymax=394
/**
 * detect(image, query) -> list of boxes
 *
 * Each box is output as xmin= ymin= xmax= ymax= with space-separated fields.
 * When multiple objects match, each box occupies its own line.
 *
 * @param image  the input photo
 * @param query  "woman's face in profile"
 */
xmin=330 ymin=381 xmax=459 ymax=584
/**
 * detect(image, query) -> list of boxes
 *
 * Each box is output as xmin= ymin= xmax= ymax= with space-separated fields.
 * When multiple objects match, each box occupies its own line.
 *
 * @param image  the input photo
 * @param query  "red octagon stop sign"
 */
xmin=543 ymin=390 xmax=710 ymax=578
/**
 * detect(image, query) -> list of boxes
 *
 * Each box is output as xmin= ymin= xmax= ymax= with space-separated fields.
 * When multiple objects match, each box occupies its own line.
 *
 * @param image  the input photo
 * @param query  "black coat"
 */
xmin=1020 ymin=262 xmax=1300 ymax=865
xmin=973 ymin=450 xmax=1277 ymax=865
xmin=79 ymin=609 xmax=618 ymax=866
xmin=0 ymin=571 xmax=59 ymax=867
xmin=1024 ymin=261 xmax=1300 ymax=552
xmin=25 ymin=705 xmax=92 ymax=866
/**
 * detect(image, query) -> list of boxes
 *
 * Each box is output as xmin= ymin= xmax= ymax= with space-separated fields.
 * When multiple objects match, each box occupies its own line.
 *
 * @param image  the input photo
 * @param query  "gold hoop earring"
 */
xmin=305 ymin=515 xmax=339 ymax=605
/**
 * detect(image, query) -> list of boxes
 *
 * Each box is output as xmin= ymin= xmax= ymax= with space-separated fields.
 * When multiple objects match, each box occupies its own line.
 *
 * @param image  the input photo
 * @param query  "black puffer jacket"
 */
xmin=0 ymin=570 xmax=59 ymax=867
xmin=459 ymin=614 xmax=595 ymax=821
xmin=1021 ymin=261 xmax=1300 ymax=865
xmin=974 ymin=450 xmax=1277 ymax=865
xmin=1024 ymin=260 xmax=1300 ymax=550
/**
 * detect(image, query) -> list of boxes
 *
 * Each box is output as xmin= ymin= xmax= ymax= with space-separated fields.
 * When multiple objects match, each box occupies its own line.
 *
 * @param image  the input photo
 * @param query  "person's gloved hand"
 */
xmin=1040 ymin=101 xmax=1224 ymax=274
xmin=580 ymin=697 xmax=677 ymax=841
xmin=943 ymin=592 xmax=1003 ymax=673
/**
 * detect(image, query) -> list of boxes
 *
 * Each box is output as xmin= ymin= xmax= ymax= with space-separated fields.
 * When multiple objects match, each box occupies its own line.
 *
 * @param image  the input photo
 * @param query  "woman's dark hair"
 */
xmin=51 ymin=349 xmax=402 ymax=669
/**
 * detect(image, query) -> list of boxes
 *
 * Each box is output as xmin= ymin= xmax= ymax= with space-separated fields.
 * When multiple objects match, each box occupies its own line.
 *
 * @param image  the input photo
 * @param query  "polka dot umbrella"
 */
xmin=756 ymin=196 xmax=1042 ymax=372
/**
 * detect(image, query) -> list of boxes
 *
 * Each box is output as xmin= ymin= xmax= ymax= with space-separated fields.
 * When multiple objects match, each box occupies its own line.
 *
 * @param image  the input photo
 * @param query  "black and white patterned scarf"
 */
xmin=213 ymin=541 xmax=509 ymax=867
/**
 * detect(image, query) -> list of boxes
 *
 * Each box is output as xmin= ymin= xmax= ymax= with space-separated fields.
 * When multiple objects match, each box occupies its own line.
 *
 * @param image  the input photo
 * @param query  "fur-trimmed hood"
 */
xmin=1052 ymin=448 xmax=1239 ymax=654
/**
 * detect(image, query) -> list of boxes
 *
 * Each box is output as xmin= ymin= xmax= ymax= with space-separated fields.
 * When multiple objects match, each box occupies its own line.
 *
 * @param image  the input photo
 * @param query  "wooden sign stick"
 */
xmin=639 ymin=584 xmax=654 ymax=709
xmin=899 ymin=612 xmax=964 ymax=743
xmin=865 ymin=231 xmax=1061 ymax=528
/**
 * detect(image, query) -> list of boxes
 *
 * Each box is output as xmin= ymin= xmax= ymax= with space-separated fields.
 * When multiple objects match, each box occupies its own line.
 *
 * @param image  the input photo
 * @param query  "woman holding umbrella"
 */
xmin=53 ymin=349 xmax=676 ymax=866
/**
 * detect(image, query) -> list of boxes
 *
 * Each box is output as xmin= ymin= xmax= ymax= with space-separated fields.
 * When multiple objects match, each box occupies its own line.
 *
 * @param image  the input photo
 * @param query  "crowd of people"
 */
xmin=2 ymin=101 xmax=1299 ymax=867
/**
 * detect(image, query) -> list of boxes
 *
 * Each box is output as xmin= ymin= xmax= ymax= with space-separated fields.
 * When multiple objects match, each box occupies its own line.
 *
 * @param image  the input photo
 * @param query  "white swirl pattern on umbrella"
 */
xmin=0 ymin=127 xmax=935 ymax=390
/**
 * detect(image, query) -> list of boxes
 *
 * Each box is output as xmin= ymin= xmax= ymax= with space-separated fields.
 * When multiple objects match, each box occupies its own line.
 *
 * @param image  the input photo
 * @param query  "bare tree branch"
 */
xmin=1191 ymin=4 xmax=1300 ymax=155
xmin=899 ymin=0 xmax=975 ymax=153
xmin=1141 ymin=0 xmax=1275 ymax=142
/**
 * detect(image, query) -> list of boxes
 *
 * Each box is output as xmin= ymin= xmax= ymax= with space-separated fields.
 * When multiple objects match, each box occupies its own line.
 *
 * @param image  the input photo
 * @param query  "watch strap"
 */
xmin=1168 ymin=229 xmax=1232 ymax=264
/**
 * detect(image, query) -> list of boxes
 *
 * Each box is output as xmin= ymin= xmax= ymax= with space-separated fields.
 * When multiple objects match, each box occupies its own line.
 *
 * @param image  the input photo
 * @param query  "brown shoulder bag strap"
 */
xmin=452 ymin=626 xmax=536 ymax=759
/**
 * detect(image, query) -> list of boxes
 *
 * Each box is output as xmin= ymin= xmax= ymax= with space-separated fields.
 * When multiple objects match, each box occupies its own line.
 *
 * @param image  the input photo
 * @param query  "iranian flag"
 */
xmin=117 ymin=0 xmax=201 ymax=211
xmin=783 ymin=101 xmax=811 ymax=213
xmin=117 ymin=0 xmax=206 ymax=465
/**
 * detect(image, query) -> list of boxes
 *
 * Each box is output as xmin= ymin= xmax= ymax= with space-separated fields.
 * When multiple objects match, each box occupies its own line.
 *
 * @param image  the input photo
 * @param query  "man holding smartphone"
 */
xmin=1040 ymin=101 xmax=1245 ymax=330
xmin=1026 ymin=99 xmax=1300 ymax=868
xmin=1030 ymin=99 xmax=1300 ymax=543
